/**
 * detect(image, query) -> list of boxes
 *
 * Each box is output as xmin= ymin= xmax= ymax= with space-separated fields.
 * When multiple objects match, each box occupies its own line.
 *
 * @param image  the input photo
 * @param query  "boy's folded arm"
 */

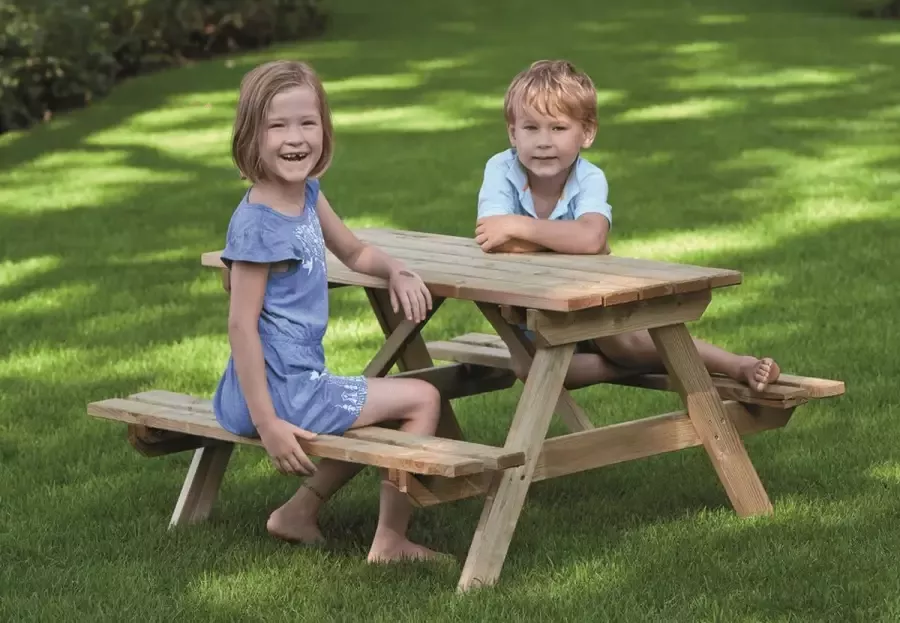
xmin=517 ymin=214 xmax=610 ymax=254
xmin=491 ymin=238 xmax=548 ymax=253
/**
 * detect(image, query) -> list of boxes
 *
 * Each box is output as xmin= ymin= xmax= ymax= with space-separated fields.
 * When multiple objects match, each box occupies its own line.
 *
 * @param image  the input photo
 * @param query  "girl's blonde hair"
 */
xmin=504 ymin=60 xmax=598 ymax=131
xmin=232 ymin=60 xmax=334 ymax=182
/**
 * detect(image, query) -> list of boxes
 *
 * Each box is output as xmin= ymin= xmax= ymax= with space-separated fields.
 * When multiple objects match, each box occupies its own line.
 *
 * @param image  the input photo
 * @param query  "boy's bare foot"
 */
xmin=266 ymin=502 xmax=325 ymax=545
xmin=738 ymin=356 xmax=781 ymax=392
xmin=367 ymin=535 xmax=451 ymax=564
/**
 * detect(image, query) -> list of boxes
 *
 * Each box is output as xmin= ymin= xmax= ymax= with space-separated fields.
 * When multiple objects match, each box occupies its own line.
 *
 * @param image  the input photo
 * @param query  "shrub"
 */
xmin=0 ymin=0 xmax=329 ymax=133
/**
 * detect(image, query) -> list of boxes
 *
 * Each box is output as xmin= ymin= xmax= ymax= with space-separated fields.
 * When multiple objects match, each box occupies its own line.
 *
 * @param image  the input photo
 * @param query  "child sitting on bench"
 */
xmin=474 ymin=60 xmax=780 ymax=392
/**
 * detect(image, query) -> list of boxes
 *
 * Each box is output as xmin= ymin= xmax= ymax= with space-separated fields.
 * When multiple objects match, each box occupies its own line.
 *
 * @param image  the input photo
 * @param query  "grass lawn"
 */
xmin=2 ymin=0 xmax=899 ymax=619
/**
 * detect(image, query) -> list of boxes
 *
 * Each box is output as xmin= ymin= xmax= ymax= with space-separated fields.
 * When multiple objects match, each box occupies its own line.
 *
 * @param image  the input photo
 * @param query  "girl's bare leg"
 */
xmin=348 ymin=376 xmax=448 ymax=563
xmin=266 ymin=459 xmax=363 ymax=544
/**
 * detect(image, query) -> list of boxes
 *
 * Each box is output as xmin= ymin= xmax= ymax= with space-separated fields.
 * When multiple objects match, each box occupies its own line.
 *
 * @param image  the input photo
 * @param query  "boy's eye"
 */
xmin=269 ymin=122 xmax=284 ymax=129
xmin=302 ymin=120 xmax=318 ymax=127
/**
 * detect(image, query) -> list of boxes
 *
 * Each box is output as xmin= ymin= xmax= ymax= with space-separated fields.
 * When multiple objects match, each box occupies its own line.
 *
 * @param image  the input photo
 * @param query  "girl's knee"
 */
xmin=408 ymin=381 xmax=441 ymax=434
xmin=417 ymin=380 xmax=440 ymax=410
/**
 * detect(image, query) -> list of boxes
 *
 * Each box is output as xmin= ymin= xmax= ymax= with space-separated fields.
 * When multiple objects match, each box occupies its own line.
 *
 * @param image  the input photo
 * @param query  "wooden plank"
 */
xmin=365 ymin=289 xmax=465 ymax=441
xmin=170 ymin=444 xmax=233 ymax=527
xmin=127 ymin=424 xmax=204 ymax=457
xmin=649 ymin=323 xmax=773 ymax=517
xmin=362 ymin=233 xmax=715 ymax=305
xmin=88 ymin=398 xmax=485 ymax=477
xmin=204 ymin=228 xmax=742 ymax=311
xmin=362 ymin=315 xmax=431 ymax=378
xmin=527 ymin=290 xmax=712 ymax=345
xmin=458 ymin=343 xmax=575 ymax=592
xmin=404 ymin=403 xmax=794 ymax=506
xmin=349 ymin=427 xmax=524 ymax=470
xmin=205 ymin=248 xmax=595 ymax=311
xmin=774 ymin=373 xmax=845 ymax=398
xmin=371 ymin=255 xmax=632 ymax=301
xmin=129 ymin=388 xmax=515 ymax=461
xmin=613 ymin=373 xmax=808 ymax=409
xmin=427 ymin=340 xmax=512 ymax=369
xmin=478 ymin=302 xmax=594 ymax=433
xmin=380 ymin=246 xmax=670 ymax=304
xmin=361 ymin=229 xmax=741 ymax=286
xmin=533 ymin=402 xmax=791 ymax=481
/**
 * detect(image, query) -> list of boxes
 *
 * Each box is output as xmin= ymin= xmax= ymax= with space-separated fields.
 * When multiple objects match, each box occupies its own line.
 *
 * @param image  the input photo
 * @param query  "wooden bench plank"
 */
xmin=426 ymin=333 xmax=845 ymax=408
xmin=88 ymin=398 xmax=485 ymax=478
xmin=130 ymin=390 xmax=524 ymax=470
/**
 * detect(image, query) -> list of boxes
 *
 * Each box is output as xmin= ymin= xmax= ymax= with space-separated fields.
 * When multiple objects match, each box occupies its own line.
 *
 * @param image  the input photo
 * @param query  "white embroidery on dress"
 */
xmin=308 ymin=370 xmax=368 ymax=414
xmin=293 ymin=210 xmax=325 ymax=275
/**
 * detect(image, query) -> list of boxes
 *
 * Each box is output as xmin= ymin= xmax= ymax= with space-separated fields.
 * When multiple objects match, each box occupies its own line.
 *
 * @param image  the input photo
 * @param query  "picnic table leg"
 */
xmin=479 ymin=302 xmax=594 ymax=433
xmin=457 ymin=342 xmax=575 ymax=592
xmin=648 ymin=323 xmax=773 ymax=517
xmin=365 ymin=288 xmax=464 ymax=440
xmin=169 ymin=442 xmax=234 ymax=527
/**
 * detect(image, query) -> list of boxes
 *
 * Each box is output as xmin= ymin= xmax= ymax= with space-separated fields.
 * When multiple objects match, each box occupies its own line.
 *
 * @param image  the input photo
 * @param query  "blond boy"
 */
xmin=475 ymin=60 xmax=780 ymax=391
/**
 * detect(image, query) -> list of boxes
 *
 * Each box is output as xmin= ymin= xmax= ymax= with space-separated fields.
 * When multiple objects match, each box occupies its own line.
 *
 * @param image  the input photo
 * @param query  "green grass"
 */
xmin=2 ymin=0 xmax=899 ymax=620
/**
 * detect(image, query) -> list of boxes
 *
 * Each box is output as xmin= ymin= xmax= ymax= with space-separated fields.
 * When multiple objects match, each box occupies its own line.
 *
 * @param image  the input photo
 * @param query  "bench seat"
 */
xmin=88 ymin=389 xmax=524 ymax=478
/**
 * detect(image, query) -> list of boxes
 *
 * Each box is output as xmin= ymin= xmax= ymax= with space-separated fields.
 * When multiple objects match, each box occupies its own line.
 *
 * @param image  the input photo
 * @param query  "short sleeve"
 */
xmin=477 ymin=155 xmax=517 ymax=219
xmin=305 ymin=178 xmax=321 ymax=209
xmin=573 ymin=171 xmax=613 ymax=226
xmin=220 ymin=208 xmax=297 ymax=268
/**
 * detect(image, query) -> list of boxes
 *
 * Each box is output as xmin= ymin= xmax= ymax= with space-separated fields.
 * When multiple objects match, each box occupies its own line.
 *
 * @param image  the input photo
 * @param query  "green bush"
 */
xmin=0 ymin=0 xmax=329 ymax=133
xmin=847 ymin=0 xmax=900 ymax=17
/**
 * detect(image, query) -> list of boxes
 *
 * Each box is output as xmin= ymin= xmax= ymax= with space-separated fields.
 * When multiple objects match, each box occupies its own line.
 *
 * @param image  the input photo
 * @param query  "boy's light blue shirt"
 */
xmin=477 ymin=148 xmax=613 ymax=225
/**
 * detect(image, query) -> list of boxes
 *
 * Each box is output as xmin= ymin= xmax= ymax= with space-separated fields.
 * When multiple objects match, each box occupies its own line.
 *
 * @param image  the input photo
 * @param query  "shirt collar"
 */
xmin=506 ymin=152 xmax=583 ymax=219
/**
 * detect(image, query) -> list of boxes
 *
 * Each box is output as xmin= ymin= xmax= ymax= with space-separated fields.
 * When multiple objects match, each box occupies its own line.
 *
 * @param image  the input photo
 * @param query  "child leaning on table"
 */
xmin=474 ymin=60 xmax=781 ymax=392
xmin=213 ymin=59 xmax=447 ymax=563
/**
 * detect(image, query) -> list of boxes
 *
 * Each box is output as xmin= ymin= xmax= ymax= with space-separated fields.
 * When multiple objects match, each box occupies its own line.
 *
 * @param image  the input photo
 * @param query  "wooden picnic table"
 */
xmin=200 ymin=226 xmax=799 ymax=592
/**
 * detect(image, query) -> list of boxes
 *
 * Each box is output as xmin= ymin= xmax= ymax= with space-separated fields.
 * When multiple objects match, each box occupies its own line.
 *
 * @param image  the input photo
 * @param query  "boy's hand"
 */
xmin=257 ymin=418 xmax=318 ymax=476
xmin=475 ymin=216 xmax=526 ymax=252
xmin=388 ymin=268 xmax=432 ymax=323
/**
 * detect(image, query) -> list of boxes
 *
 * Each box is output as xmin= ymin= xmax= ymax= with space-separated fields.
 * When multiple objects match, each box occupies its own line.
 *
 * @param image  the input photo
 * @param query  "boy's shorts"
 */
xmin=519 ymin=326 xmax=599 ymax=355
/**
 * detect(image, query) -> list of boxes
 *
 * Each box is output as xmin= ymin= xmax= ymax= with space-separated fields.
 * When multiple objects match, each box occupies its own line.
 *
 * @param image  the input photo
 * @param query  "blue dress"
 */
xmin=212 ymin=179 xmax=368 ymax=436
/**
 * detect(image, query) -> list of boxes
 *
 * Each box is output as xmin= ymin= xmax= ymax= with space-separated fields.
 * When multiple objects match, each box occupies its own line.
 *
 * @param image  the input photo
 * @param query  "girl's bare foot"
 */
xmin=265 ymin=489 xmax=326 ymax=545
xmin=738 ymin=356 xmax=781 ymax=392
xmin=367 ymin=534 xmax=451 ymax=564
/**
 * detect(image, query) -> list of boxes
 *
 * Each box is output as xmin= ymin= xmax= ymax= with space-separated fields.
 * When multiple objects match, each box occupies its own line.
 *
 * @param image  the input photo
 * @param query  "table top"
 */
xmin=201 ymin=228 xmax=742 ymax=312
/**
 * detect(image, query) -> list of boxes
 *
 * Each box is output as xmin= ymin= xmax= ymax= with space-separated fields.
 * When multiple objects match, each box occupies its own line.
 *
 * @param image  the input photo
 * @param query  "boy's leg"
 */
xmin=510 ymin=326 xmax=627 ymax=389
xmin=349 ymin=376 xmax=449 ymax=563
xmin=595 ymin=331 xmax=780 ymax=392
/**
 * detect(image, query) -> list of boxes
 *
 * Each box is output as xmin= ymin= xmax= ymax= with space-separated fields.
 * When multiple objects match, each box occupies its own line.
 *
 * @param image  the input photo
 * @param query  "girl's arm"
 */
xmin=228 ymin=261 xmax=318 ymax=474
xmin=316 ymin=192 xmax=404 ymax=278
xmin=227 ymin=261 xmax=280 ymax=429
xmin=316 ymin=192 xmax=432 ymax=322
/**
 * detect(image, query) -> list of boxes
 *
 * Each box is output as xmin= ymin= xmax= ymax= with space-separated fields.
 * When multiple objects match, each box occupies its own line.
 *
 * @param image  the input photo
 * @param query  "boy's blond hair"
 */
xmin=232 ymin=60 xmax=334 ymax=182
xmin=503 ymin=60 xmax=598 ymax=131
